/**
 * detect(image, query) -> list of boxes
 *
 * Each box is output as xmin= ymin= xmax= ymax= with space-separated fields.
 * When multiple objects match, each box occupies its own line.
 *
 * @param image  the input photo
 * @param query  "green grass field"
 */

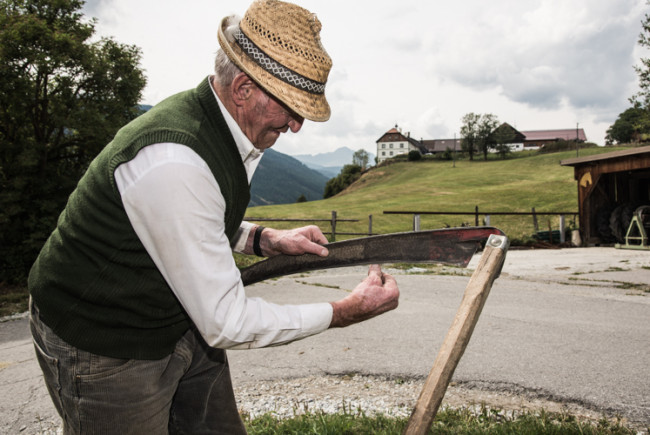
xmin=245 ymin=147 xmax=625 ymax=242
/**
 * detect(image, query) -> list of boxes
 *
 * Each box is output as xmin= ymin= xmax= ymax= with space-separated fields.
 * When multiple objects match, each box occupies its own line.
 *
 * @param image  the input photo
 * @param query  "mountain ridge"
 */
xmin=292 ymin=146 xmax=376 ymax=178
xmin=249 ymin=149 xmax=328 ymax=207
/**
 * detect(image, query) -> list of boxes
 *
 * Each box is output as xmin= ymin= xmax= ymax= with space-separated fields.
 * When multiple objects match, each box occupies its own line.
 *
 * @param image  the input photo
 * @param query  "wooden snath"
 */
xmin=403 ymin=234 xmax=509 ymax=435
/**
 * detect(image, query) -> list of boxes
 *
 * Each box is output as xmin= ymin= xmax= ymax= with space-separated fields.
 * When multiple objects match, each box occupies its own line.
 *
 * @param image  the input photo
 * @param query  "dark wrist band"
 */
xmin=253 ymin=225 xmax=265 ymax=257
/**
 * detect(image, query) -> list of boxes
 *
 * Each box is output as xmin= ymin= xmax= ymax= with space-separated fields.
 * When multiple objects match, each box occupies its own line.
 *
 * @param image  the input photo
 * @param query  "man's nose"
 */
xmin=288 ymin=115 xmax=304 ymax=133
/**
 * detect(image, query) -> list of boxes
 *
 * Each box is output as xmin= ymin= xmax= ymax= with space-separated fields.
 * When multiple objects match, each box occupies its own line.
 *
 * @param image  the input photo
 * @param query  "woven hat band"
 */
xmin=234 ymin=27 xmax=326 ymax=95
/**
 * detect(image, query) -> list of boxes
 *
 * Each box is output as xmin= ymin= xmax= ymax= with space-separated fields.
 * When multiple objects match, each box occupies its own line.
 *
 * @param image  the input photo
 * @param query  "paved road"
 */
xmin=1 ymin=247 xmax=649 ymax=433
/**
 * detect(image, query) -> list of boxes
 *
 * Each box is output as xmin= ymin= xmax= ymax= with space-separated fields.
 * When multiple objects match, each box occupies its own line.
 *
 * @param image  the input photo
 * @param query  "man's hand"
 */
xmin=329 ymin=265 xmax=399 ymax=328
xmin=258 ymin=225 xmax=329 ymax=257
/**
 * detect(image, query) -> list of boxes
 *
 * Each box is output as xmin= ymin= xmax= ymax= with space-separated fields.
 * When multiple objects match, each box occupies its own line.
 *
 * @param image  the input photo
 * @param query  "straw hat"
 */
xmin=217 ymin=0 xmax=332 ymax=122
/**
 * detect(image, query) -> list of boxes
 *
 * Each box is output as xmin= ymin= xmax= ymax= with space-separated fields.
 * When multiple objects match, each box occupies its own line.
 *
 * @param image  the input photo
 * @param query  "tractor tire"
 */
xmin=609 ymin=204 xmax=626 ymax=243
xmin=610 ymin=202 xmax=648 ymax=243
xmin=595 ymin=205 xmax=616 ymax=243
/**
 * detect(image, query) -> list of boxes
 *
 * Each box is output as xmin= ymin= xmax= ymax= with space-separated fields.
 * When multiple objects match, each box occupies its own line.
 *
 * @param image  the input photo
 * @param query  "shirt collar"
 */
xmin=208 ymin=76 xmax=263 ymax=165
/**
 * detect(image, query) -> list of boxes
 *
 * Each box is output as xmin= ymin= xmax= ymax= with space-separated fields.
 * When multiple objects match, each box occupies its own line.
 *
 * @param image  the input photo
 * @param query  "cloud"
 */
xmin=81 ymin=0 xmax=102 ymax=15
xmin=430 ymin=0 xmax=645 ymax=113
xmin=81 ymin=0 xmax=649 ymax=149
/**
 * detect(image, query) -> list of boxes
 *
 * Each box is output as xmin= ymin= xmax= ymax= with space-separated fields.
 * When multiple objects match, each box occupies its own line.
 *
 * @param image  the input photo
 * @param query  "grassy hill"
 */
xmin=245 ymin=147 xmax=629 ymax=242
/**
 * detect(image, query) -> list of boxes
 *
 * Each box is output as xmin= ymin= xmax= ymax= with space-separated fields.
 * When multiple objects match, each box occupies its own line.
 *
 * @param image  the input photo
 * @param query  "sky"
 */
xmin=83 ymin=0 xmax=648 ymax=157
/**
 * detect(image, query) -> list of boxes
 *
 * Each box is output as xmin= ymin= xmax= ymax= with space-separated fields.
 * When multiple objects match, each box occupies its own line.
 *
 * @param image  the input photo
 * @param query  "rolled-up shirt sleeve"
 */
xmin=231 ymin=221 xmax=254 ymax=253
xmin=114 ymin=143 xmax=333 ymax=349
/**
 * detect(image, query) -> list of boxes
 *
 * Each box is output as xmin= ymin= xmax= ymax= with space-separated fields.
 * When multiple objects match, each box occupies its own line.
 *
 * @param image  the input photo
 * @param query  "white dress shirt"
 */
xmin=114 ymin=77 xmax=333 ymax=349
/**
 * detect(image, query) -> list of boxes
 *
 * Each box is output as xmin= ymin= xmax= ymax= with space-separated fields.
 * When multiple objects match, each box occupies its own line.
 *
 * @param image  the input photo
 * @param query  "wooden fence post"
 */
xmin=474 ymin=206 xmax=479 ymax=227
xmin=368 ymin=215 xmax=373 ymax=236
xmin=331 ymin=210 xmax=337 ymax=242
xmin=559 ymin=215 xmax=566 ymax=243
xmin=413 ymin=214 xmax=421 ymax=232
xmin=532 ymin=207 xmax=539 ymax=232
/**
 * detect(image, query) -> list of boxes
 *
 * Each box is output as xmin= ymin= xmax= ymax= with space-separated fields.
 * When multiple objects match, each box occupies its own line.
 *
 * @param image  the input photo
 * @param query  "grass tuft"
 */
xmin=242 ymin=406 xmax=637 ymax=434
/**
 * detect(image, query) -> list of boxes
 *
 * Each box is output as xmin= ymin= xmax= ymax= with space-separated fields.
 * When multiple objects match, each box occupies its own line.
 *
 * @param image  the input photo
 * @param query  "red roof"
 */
xmin=520 ymin=129 xmax=587 ymax=142
xmin=421 ymin=139 xmax=461 ymax=152
xmin=376 ymin=127 xmax=410 ymax=143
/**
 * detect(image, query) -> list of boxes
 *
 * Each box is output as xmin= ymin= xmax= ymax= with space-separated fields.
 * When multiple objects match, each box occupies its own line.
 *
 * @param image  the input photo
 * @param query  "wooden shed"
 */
xmin=560 ymin=146 xmax=650 ymax=245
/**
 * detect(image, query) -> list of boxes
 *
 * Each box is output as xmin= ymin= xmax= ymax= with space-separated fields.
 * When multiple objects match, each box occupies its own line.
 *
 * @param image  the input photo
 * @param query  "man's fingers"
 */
xmin=304 ymin=225 xmax=328 ymax=256
xmin=304 ymin=240 xmax=328 ymax=257
xmin=329 ymin=266 xmax=400 ymax=328
xmin=263 ymin=226 xmax=330 ymax=257
xmin=368 ymin=264 xmax=381 ymax=274
xmin=367 ymin=264 xmax=385 ymax=283
xmin=381 ymin=272 xmax=398 ymax=291
xmin=308 ymin=225 xmax=329 ymax=245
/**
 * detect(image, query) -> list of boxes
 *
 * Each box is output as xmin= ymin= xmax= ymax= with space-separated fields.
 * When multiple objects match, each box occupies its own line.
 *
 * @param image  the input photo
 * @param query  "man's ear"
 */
xmin=230 ymin=72 xmax=256 ymax=106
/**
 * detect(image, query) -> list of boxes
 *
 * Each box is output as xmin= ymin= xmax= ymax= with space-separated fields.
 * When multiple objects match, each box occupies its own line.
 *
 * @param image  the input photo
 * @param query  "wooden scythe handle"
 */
xmin=403 ymin=234 xmax=509 ymax=435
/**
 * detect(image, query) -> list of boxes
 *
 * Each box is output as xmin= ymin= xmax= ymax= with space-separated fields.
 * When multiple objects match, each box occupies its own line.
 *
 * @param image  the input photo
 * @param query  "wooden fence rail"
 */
xmin=244 ymin=211 xmax=374 ymax=241
xmin=383 ymin=207 xmax=578 ymax=243
xmin=246 ymin=207 xmax=579 ymax=243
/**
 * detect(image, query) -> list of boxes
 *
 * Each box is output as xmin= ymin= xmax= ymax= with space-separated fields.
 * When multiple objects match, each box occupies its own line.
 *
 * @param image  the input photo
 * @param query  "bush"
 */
xmin=439 ymin=148 xmax=453 ymax=160
xmin=408 ymin=150 xmax=422 ymax=161
xmin=538 ymin=140 xmax=597 ymax=154
xmin=323 ymin=164 xmax=362 ymax=198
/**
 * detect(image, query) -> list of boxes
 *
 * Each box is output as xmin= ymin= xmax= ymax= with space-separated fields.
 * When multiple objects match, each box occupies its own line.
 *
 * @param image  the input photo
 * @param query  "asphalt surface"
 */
xmin=1 ymin=246 xmax=649 ymax=433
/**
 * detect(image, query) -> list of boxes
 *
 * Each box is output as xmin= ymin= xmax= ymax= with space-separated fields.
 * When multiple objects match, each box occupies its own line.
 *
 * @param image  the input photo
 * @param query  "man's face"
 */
xmin=244 ymin=85 xmax=305 ymax=150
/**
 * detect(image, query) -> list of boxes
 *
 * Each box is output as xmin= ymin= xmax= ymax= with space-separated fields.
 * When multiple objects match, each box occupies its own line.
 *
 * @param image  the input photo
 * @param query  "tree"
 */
xmin=631 ymin=2 xmax=650 ymax=108
xmin=489 ymin=125 xmax=516 ymax=159
xmin=605 ymin=106 xmax=650 ymax=144
xmin=460 ymin=113 xmax=480 ymax=160
xmin=605 ymin=3 xmax=650 ymax=146
xmin=460 ymin=113 xmax=499 ymax=161
xmin=323 ymin=164 xmax=362 ymax=198
xmin=352 ymin=148 xmax=369 ymax=170
xmin=0 ymin=0 xmax=147 ymax=283
xmin=477 ymin=114 xmax=499 ymax=160
xmin=407 ymin=150 xmax=421 ymax=161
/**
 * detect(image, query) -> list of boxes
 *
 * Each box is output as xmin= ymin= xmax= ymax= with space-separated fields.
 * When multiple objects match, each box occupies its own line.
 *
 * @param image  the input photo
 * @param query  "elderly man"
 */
xmin=28 ymin=0 xmax=399 ymax=433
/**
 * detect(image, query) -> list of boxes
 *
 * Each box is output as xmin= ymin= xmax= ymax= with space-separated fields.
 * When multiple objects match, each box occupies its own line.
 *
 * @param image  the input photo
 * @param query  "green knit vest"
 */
xmin=29 ymin=77 xmax=250 ymax=359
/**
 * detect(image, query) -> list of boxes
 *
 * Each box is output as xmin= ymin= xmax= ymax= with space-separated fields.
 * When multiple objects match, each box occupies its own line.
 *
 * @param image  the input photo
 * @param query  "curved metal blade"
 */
xmin=240 ymin=227 xmax=504 ymax=286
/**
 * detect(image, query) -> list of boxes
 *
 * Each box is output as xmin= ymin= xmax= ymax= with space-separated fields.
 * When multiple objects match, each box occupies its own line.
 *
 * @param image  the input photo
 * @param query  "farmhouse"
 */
xmin=491 ymin=123 xmax=587 ymax=151
xmin=375 ymin=127 xmax=426 ymax=162
xmin=420 ymin=138 xmax=462 ymax=155
xmin=377 ymin=123 xmax=588 ymax=162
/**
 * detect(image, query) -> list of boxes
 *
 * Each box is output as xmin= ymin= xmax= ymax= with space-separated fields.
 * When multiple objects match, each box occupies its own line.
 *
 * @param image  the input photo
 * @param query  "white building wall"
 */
xmin=377 ymin=140 xmax=411 ymax=163
xmin=488 ymin=142 xmax=524 ymax=153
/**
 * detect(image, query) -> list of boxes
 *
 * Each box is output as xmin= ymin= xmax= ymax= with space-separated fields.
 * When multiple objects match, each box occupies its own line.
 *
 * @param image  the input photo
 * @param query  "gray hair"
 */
xmin=214 ymin=15 xmax=243 ymax=88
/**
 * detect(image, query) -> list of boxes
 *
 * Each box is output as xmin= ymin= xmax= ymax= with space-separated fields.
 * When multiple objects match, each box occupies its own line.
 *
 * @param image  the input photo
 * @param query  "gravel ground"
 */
xmin=233 ymin=373 xmax=609 ymax=423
